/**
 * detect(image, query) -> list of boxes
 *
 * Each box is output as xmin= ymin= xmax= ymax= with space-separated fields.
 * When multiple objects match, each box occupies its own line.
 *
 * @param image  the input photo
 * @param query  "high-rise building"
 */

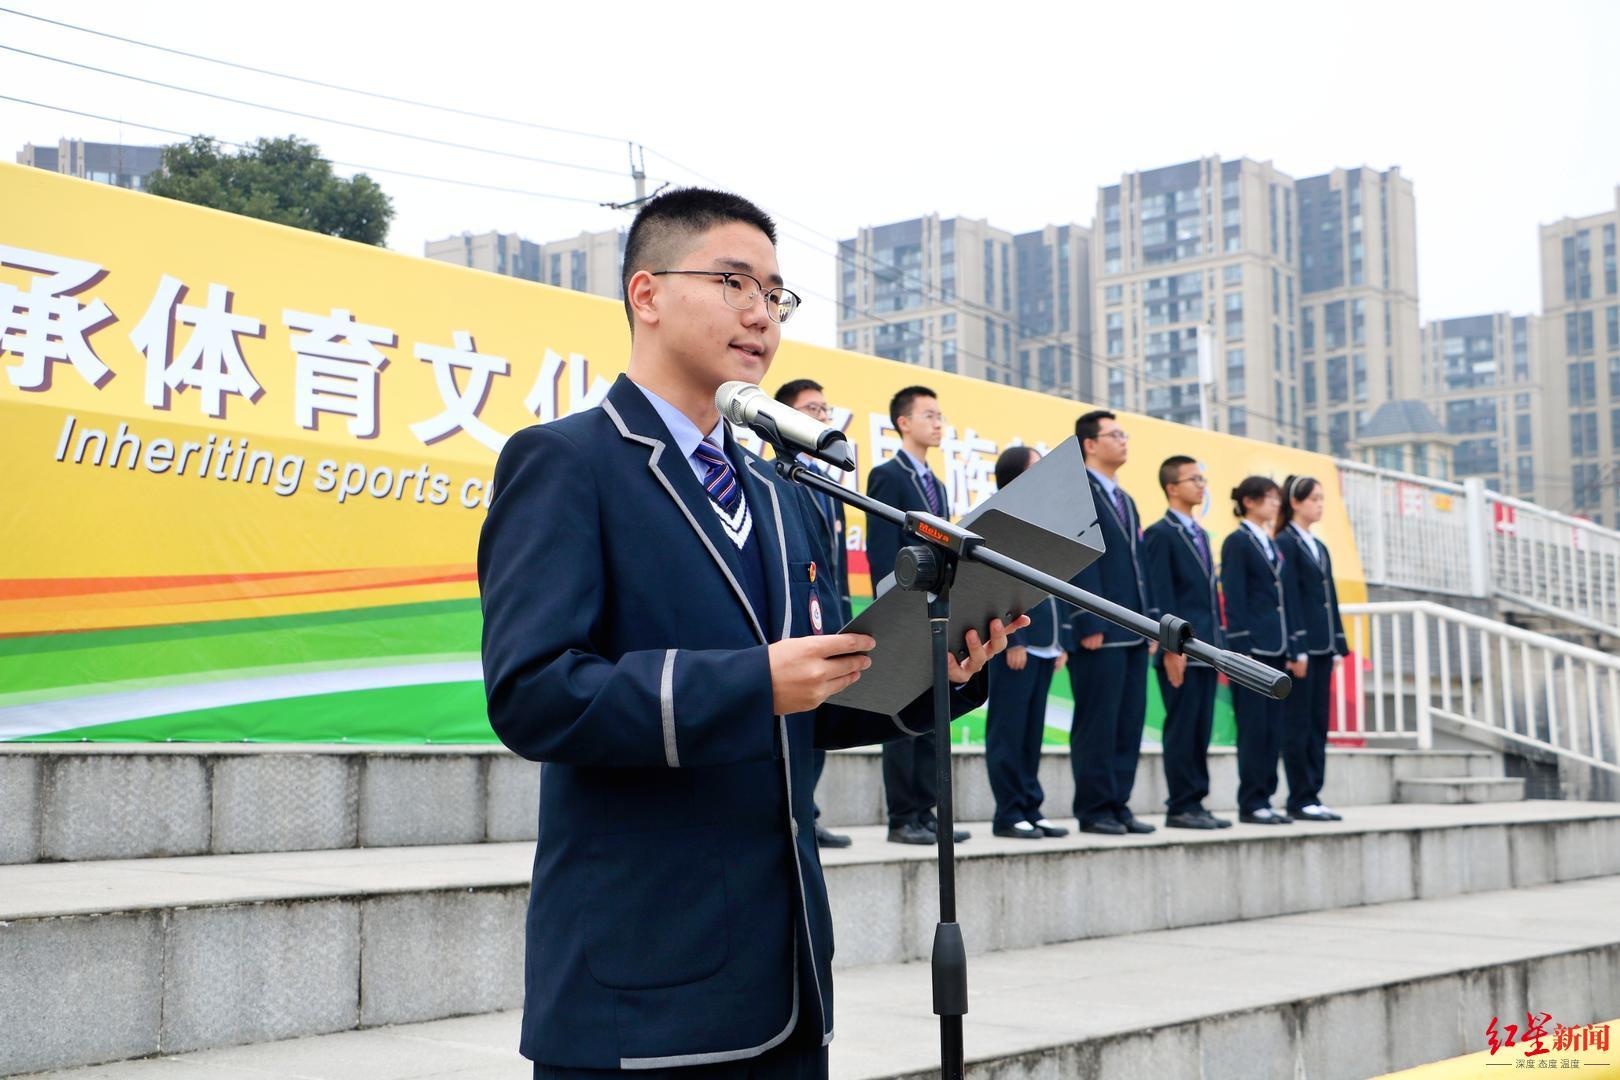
xmin=1094 ymin=157 xmax=1298 ymax=444
xmin=18 ymin=138 xmax=164 ymax=190
xmin=424 ymin=227 xmax=625 ymax=299
xmin=1538 ymin=186 xmax=1620 ymax=525
xmin=1013 ymin=224 xmax=1092 ymax=398
xmin=837 ymin=215 xmax=1021 ymax=384
xmin=1295 ymin=167 xmax=1421 ymax=455
xmin=1418 ymin=313 xmax=1543 ymax=498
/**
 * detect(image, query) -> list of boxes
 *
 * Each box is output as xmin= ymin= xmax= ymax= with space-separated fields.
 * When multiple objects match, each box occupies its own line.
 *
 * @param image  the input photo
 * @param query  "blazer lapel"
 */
xmin=599 ymin=378 xmax=766 ymax=644
xmin=1170 ymin=514 xmax=1212 ymax=579
xmin=1244 ymin=524 xmax=1281 ymax=581
xmin=741 ymin=452 xmax=792 ymax=643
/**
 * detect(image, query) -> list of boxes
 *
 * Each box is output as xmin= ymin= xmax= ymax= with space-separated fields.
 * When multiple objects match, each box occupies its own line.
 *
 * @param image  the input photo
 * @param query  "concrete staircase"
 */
xmin=4 ymin=743 xmax=1619 ymax=1079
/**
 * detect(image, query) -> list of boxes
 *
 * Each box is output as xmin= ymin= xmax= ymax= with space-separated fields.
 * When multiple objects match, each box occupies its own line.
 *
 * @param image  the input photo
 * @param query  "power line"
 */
xmin=0 ymin=44 xmax=653 ymax=182
xmin=0 ymin=94 xmax=605 ymax=205
xmin=0 ymin=5 xmax=629 ymax=146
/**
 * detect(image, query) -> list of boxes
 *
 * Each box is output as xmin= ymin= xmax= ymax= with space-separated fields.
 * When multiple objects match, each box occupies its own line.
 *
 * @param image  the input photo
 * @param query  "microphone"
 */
xmin=716 ymin=381 xmax=856 ymax=471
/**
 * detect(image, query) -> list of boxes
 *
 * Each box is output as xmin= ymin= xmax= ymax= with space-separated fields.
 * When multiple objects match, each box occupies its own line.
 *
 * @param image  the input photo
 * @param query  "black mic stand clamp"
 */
xmin=892 ymin=511 xmax=984 ymax=1080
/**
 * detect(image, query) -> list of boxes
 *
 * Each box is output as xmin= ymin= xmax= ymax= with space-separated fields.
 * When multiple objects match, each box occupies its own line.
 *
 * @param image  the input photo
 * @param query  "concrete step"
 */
xmin=1397 ymin=776 xmax=1528 ymax=804
xmin=0 ymin=743 xmax=1504 ymax=863
xmin=16 ymin=876 xmax=1620 ymax=1080
xmin=3 ymin=802 xmax=1618 ymax=1075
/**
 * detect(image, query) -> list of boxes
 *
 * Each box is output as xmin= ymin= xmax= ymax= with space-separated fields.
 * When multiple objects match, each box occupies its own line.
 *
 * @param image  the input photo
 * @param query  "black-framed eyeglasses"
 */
xmin=651 ymin=270 xmax=802 ymax=324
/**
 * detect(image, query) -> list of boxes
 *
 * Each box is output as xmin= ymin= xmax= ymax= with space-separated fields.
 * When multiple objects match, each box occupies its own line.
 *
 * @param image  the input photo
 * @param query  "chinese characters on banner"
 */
xmin=0 ymin=243 xmax=609 ymax=454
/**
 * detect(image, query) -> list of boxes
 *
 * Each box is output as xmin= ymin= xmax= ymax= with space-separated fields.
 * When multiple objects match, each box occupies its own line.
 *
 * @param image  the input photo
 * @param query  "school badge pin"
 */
xmin=809 ymin=561 xmax=818 ymax=584
xmin=809 ymin=593 xmax=824 ymax=633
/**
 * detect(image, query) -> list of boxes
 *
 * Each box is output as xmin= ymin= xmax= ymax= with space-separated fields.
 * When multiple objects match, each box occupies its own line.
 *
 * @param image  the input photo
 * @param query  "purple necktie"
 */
xmin=1190 ymin=523 xmax=1209 ymax=568
xmin=1112 ymin=486 xmax=1129 ymax=529
xmin=693 ymin=440 xmax=741 ymax=514
xmin=921 ymin=469 xmax=943 ymax=516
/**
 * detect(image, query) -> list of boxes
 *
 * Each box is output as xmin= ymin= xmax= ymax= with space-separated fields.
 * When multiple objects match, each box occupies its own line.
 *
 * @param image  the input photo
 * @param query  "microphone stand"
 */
xmin=770 ymin=449 xmax=1289 ymax=1080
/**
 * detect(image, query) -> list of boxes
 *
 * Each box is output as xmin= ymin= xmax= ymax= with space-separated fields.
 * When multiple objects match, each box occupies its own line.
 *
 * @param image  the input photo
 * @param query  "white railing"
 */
xmin=1336 ymin=462 xmax=1620 ymax=639
xmin=1337 ymin=601 xmax=1620 ymax=776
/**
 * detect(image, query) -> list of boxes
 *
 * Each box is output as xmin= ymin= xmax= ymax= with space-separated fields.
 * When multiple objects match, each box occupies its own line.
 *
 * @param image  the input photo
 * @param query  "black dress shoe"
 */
xmin=1239 ymin=809 xmax=1287 ymax=825
xmin=923 ymin=821 xmax=971 ymax=843
xmin=887 ymin=824 xmax=935 ymax=845
xmin=992 ymin=822 xmax=1043 ymax=839
xmin=1030 ymin=818 xmax=1070 ymax=837
xmin=1292 ymin=806 xmax=1341 ymax=823
xmin=1198 ymin=811 xmax=1234 ymax=829
xmin=1119 ymin=816 xmax=1157 ymax=835
xmin=815 ymin=824 xmax=852 ymax=848
xmin=1080 ymin=819 xmax=1127 ymax=835
xmin=1165 ymin=812 xmax=1219 ymax=830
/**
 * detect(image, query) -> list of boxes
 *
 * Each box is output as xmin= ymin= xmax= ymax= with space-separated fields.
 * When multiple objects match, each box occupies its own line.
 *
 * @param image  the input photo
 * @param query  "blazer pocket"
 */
xmin=582 ymin=826 xmax=729 ymax=990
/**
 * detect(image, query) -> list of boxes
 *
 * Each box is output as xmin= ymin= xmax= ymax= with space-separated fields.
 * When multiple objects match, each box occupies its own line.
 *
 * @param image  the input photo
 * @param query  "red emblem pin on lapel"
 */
xmin=809 ymin=561 xmax=818 ymax=584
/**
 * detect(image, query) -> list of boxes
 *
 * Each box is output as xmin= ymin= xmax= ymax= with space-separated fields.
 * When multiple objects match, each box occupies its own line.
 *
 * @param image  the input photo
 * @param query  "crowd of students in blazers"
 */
xmin=873 ymin=408 xmax=1351 ymax=839
xmin=813 ymin=395 xmax=1352 ymax=843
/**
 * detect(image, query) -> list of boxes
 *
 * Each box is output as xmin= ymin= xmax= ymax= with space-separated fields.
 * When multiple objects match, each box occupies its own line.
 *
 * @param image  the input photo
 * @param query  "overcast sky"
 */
xmin=5 ymin=0 xmax=1618 ymax=348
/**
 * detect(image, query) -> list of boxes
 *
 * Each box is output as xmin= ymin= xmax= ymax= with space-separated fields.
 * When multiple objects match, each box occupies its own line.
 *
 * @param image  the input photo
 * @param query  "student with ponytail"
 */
xmin=1219 ymin=476 xmax=1293 ymax=825
xmin=1275 ymin=475 xmax=1350 ymax=823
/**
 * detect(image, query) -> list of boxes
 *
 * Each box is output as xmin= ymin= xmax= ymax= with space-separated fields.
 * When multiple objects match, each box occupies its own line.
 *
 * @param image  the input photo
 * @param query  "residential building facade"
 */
xmin=1538 ymin=186 xmax=1620 ymax=525
xmin=1418 ymin=312 xmax=1543 ymax=499
xmin=424 ymin=227 xmax=624 ymax=299
xmin=18 ymin=138 xmax=164 ymax=190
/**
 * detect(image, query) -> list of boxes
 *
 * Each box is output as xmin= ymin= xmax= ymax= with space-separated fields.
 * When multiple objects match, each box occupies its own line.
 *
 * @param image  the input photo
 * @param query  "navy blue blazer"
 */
xmin=478 ymin=375 xmax=986 ymax=1070
xmin=1008 ymin=596 xmax=1063 ymax=652
xmin=1276 ymin=524 xmax=1348 ymax=657
xmin=1060 ymin=471 xmax=1150 ymax=650
xmin=865 ymin=451 xmax=949 ymax=595
xmin=793 ymin=460 xmax=854 ymax=627
xmin=1219 ymin=523 xmax=1290 ymax=657
xmin=1142 ymin=512 xmax=1222 ymax=665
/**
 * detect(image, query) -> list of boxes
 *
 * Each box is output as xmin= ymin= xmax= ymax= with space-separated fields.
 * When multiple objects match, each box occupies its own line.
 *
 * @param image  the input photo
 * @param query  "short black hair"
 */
xmin=1158 ymin=454 xmax=1199 ymax=496
xmin=774 ymin=378 xmax=823 ymax=406
xmin=1075 ymin=410 xmax=1116 ymax=460
xmin=621 ymin=187 xmax=777 ymax=331
xmin=994 ymin=445 xmax=1039 ymax=490
xmin=1231 ymin=475 xmax=1281 ymax=518
xmin=890 ymin=385 xmax=937 ymax=428
xmin=1277 ymin=474 xmax=1321 ymax=528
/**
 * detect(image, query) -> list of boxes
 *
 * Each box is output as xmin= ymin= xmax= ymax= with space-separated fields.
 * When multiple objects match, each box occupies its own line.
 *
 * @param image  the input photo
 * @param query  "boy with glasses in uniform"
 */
xmin=479 ymin=188 xmax=1021 ymax=1078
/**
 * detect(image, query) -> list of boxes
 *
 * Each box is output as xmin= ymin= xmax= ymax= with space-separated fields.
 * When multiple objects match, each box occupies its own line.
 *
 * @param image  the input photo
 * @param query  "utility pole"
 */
xmin=630 ymin=142 xmax=646 ymax=203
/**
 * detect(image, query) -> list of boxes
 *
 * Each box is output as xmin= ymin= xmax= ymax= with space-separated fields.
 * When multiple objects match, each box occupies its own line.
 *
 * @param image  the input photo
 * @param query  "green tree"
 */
xmin=146 ymin=136 xmax=394 ymax=246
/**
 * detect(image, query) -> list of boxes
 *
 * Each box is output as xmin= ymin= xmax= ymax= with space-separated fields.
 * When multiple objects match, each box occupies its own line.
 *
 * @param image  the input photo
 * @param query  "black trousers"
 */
xmin=1157 ymin=664 xmax=1217 ymax=816
xmin=1233 ymin=653 xmax=1289 ymax=815
xmin=883 ymin=728 xmax=938 ymax=828
xmin=1283 ymin=654 xmax=1335 ymax=813
xmin=1067 ymin=644 xmax=1149 ymax=825
xmin=985 ymin=652 xmax=1056 ymax=829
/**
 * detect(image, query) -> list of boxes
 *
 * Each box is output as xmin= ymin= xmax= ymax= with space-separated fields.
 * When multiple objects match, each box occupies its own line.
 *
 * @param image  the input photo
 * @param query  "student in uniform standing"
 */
xmin=773 ymin=378 xmax=855 ymax=848
xmin=983 ymin=446 xmax=1070 ymax=840
xmin=1276 ymin=474 xmax=1349 ymax=823
xmin=1062 ymin=410 xmax=1156 ymax=836
xmin=1219 ymin=476 xmax=1295 ymax=826
xmin=865 ymin=385 xmax=972 ymax=846
xmin=1142 ymin=456 xmax=1231 ymax=830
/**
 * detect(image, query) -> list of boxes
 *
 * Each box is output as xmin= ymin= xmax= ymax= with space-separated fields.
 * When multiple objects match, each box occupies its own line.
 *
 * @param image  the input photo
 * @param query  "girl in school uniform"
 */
xmin=1275 ymin=475 xmax=1350 ymax=823
xmin=1219 ymin=476 xmax=1293 ymax=825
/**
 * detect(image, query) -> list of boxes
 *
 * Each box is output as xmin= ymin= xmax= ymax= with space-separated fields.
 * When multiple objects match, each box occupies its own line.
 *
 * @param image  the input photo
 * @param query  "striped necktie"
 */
xmin=693 ymin=440 xmax=741 ymax=514
xmin=919 ymin=468 xmax=943 ymax=516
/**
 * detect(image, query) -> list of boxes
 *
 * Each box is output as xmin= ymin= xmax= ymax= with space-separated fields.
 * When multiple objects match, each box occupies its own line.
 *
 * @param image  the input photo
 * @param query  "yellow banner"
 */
xmin=0 ymin=162 xmax=1365 ymax=740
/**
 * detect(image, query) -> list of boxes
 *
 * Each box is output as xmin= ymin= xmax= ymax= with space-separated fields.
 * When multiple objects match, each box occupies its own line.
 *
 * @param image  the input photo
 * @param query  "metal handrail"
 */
xmin=1339 ymin=601 xmax=1620 ymax=775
